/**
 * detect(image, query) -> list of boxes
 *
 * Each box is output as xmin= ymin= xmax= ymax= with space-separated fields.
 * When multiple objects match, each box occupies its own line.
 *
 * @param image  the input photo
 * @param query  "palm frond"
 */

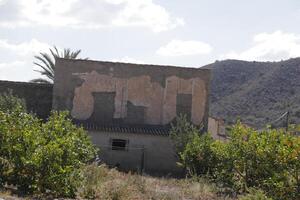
xmin=40 ymin=53 xmax=55 ymax=70
xmin=50 ymin=48 xmax=59 ymax=60
xmin=64 ymin=49 xmax=69 ymax=58
xmin=33 ymin=46 xmax=84 ymax=82
xmin=34 ymin=54 xmax=54 ymax=72
xmin=34 ymin=62 xmax=54 ymax=75
xmin=54 ymin=46 xmax=60 ymax=57
xmin=34 ymin=69 xmax=54 ymax=80
xmin=71 ymin=50 xmax=81 ymax=58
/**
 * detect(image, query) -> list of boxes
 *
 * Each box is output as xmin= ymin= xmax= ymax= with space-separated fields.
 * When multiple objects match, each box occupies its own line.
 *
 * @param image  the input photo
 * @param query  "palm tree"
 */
xmin=31 ymin=46 xmax=86 ymax=84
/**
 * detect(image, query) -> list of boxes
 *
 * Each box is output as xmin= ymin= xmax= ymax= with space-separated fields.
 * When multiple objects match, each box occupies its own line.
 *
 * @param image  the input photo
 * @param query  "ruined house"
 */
xmin=51 ymin=58 xmax=211 ymax=174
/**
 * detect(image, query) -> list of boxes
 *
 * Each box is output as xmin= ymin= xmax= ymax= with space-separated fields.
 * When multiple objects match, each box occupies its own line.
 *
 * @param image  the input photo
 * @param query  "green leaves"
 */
xmin=172 ymin=119 xmax=300 ymax=200
xmin=180 ymin=133 xmax=215 ymax=176
xmin=0 ymin=109 xmax=97 ymax=197
xmin=170 ymin=114 xmax=201 ymax=157
xmin=215 ymin=123 xmax=300 ymax=199
xmin=0 ymin=90 xmax=26 ymax=113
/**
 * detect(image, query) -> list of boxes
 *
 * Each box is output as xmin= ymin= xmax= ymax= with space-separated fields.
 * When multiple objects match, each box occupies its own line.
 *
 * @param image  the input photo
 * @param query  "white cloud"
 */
xmin=0 ymin=39 xmax=51 ymax=81
xmin=156 ymin=39 xmax=213 ymax=56
xmin=220 ymin=30 xmax=300 ymax=61
xmin=0 ymin=61 xmax=26 ymax=80
xmin=0 ymin=39 xmax=50 ymax=57
xmin=0 ymin=60 xmax=25 ymax=69
xmin=0 ymin=0 xmax=184 ymax=32
xmin=0 ymin=60 xmax=39 ymax=81
xmin=111 ymin=0 xmax=184 ymax=32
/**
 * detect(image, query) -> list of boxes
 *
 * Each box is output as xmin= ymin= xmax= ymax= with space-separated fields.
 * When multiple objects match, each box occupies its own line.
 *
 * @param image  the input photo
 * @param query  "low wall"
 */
xmin=88 ymin=131 xmax=183 ymax=175
xmin=0 ymin=80 xmax=53 ymax=119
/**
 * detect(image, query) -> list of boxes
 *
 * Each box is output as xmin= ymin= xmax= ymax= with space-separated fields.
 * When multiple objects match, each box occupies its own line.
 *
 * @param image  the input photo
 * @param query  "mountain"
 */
xmin=204 ymin=58 xmax=300 ymax=128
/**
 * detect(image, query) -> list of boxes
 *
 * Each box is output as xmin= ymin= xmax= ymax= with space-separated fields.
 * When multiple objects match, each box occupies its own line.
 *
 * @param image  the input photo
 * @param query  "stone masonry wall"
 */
xmin=0 ymin=80 xmax=53 ymax=119
xmin=53 ymin=58 xmax=211 ymax=127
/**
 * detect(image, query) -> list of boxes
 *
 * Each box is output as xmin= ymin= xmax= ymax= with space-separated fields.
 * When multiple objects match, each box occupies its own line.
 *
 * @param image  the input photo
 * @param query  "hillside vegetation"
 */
xmin=205 ymin=58 xmax=300 ymax=127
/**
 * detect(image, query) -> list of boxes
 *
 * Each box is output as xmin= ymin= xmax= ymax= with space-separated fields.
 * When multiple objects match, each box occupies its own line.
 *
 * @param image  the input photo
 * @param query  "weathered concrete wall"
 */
xmin=88 ymin=131 xmax=182 ymax=175
xmin=208 ymin=117 xmax=226 ymax=140
xmin=0 ymin=80 xmax=53 ymax=119
xmin=53 ymin=58 xmax=210 ymax=127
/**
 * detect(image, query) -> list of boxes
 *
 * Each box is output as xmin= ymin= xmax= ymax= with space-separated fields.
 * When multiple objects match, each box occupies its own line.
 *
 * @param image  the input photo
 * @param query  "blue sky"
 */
xmin=1 ymin=0 xmax=300 ymax=81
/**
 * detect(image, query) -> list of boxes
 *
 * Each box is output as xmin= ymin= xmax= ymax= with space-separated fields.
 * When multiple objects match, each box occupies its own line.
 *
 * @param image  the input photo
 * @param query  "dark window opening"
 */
xmin=176 ymin=93 xmax=192 ymax=120
xmin=111 ymin=139 xmax=127 ymax=151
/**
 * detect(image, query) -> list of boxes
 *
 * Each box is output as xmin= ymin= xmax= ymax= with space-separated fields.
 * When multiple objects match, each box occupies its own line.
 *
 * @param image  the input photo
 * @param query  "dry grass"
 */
xmin=0 ymin=164 xmax=234 ymax=200
xmin=76 ymin=164 xmax=233 ymax=200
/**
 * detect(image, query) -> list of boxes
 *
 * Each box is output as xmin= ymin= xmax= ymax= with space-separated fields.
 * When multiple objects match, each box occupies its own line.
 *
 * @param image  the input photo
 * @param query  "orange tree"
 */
xmin=0 ymin=93 xmax=97 ymax=198
xmin=173 ymin=120 xmax=300 ymax=200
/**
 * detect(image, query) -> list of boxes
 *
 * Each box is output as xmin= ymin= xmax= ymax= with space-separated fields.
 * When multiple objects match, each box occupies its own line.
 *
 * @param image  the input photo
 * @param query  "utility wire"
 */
xmin=269 ymin=111 xmax=288 ymax=125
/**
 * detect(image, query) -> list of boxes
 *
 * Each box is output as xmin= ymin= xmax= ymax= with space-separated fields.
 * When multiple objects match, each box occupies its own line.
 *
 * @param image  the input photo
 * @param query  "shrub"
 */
xmin=170 ymin=114 xmax=200 ymax=155
xmin=0 ymin=90 xmax=26 ymax=113
xmin=221 ymin=123 xmax=300 ymax=199
xmin=0 ymin=108 xmax=41 ymax=191
xmin=179 ymin=132 xmax=216 ymax=176
xmin=0 ymin=106 xmax=97 ymax=197
xmin=32 ymin=111 xmax=98 ymax=197
xmin=173 ymin=119 xmax=300 ymax=200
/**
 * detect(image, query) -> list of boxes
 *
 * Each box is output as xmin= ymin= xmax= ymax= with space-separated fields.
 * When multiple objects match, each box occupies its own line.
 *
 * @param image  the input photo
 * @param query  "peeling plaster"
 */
xmin=71 ymin=70 xmax=206 ymax=125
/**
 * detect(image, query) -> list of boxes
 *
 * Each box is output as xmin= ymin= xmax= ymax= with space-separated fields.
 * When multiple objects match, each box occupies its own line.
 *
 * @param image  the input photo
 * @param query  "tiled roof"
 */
xmin=75 ymin=122 xmax=170 ymax=136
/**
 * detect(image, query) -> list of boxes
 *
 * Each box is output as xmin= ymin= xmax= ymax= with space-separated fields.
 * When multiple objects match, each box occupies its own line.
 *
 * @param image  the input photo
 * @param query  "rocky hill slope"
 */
xmin=204 ymin=58 xmax=300 ymax=128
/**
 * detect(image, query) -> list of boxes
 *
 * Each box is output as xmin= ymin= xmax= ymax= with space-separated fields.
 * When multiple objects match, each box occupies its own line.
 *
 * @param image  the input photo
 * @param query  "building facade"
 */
xmin=53 ymin=58 xmax=211 ymax=174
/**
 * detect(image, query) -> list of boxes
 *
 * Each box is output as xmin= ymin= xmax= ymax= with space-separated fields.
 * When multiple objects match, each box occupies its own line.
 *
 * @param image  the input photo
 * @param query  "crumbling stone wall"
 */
xmin=0 ymin=80 xmax=53 ymax=119
xmin=208 ymin=117 xmax=226 ymax=140
xmin=53 ymin=58 xmax=210 ymax=127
